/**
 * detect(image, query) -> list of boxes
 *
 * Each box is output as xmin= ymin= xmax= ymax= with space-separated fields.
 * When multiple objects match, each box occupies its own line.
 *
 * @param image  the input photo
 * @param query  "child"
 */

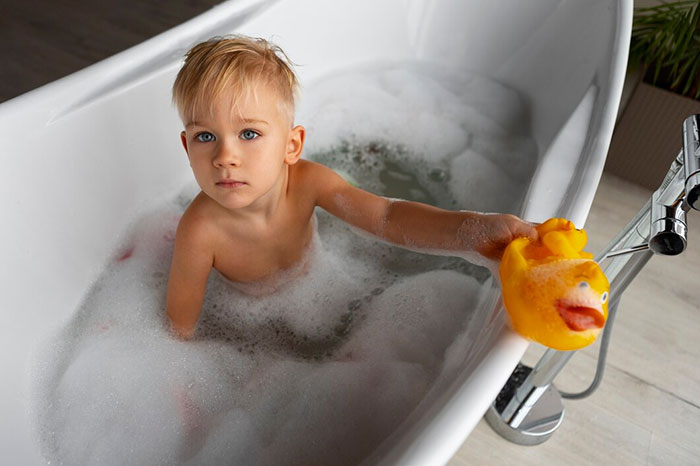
xmin=167 ymin=35 xmax=537 ymax=339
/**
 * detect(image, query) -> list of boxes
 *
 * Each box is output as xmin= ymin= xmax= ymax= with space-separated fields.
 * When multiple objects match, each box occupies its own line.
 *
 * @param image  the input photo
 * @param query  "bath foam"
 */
xmin=298 ymin=61 xmax=538 ymax=214
xmin=35 ymin=205 xmax=486 ymax=466
xmin=449 ymin=149 xmax=521 ymax=214
xmin=34 ymin=63 xmax=536 ymax=466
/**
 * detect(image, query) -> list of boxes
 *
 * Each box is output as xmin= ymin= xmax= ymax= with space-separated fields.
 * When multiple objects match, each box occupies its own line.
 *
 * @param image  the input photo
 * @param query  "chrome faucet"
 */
xmin=485 ymin=114 xmax=700 ymax=445
xmin=683 ymin=114 xmax=700 ymax=210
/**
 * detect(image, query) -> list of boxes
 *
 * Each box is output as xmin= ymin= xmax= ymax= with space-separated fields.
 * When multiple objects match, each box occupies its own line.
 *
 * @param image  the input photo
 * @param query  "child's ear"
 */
xmin=284 ymin=125 xmax=306 ymax=165
xmin=180 ymin=131 xmax=189 ymax=154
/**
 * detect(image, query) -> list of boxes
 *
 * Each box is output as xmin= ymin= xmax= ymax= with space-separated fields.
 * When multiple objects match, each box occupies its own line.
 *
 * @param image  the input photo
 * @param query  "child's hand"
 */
xmin=468 ymin=213 xmax=538 ymax=262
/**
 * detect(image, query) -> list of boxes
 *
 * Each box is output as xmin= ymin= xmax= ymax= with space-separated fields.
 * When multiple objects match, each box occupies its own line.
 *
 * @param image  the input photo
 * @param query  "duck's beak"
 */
xmin=555 ymin=300 xmax=605 ymax=331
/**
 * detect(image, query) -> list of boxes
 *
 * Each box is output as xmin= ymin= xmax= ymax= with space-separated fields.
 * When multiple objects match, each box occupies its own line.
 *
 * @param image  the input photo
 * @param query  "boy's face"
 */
xmin=180 ymin=85 xmax=304 ymax=212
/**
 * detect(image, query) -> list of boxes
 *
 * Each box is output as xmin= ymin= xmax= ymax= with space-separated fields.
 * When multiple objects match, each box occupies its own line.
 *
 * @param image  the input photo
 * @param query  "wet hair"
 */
xmin=172 ymin=35 xmax=298 ymax=126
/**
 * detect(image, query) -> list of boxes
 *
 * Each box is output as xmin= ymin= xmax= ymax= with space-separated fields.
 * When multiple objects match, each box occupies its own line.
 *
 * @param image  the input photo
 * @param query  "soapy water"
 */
xmin=299 ymin=61 xmax=537 ymax=214
xmin=34 ymin=62 xmax=537 ymax=466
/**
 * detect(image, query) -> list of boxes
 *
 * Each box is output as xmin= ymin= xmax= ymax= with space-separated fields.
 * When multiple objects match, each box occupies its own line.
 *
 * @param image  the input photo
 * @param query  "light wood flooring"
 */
xmin=449 ymin=172 xmax=700 ymax=466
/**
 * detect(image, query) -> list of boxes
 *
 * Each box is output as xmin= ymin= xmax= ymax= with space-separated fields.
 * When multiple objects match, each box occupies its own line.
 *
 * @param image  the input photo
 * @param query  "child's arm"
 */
xmin=304 ymin=161 xmax=536 ymax=262
xmin=165 ymin=213 xmax=214 ymax=340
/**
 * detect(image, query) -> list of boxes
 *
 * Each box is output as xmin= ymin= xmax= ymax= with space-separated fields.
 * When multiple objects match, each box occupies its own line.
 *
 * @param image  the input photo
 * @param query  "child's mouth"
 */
xmin=216 ymin=180 xmax=247 ymax=188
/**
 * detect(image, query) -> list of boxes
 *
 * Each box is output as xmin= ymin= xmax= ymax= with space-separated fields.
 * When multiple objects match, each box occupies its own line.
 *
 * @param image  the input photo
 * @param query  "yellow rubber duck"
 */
xmin=499 ymin=218 xmax=610 ymax=350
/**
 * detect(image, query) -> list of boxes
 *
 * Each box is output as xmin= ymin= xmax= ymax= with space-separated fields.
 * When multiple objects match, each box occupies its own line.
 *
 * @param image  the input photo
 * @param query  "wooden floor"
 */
xmin=4 ymin=2 xmax=699 ymax=465
xmin=0 ymin=0 xmax=223 ymax=103
xmin=449 ymin=173 xmax=700 ymax=466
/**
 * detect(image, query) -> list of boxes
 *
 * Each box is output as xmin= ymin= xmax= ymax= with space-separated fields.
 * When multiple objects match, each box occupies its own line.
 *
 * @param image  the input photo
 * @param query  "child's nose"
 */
xmin=212 ymin=143 xmax=241 ymax=168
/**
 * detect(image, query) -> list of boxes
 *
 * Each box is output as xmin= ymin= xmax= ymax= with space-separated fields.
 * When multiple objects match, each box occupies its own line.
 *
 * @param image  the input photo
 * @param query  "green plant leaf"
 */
xmin=682 ymin=55 xmax=700 ymax=97
xmin=631 ymin=0 xmax=700 ymax=100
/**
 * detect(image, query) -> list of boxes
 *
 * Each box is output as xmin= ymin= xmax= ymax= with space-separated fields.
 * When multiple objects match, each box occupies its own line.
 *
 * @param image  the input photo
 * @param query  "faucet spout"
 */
xmin=639 ymin=115 xmax=700 ymax=257
xmin=649 ymin=157 xmax=689 ymax=255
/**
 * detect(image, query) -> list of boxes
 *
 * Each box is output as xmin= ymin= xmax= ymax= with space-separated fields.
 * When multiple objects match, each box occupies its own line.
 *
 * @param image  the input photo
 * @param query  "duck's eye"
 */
xmin=578 ymin=281 xmax=589 ymax=288
xmin=601 ymin=291 xmax=608 ymax=303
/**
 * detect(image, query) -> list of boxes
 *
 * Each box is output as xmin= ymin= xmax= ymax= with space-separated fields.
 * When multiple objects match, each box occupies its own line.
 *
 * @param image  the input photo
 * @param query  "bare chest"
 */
xmin=211 ymin=210 xmax=315 ymax=284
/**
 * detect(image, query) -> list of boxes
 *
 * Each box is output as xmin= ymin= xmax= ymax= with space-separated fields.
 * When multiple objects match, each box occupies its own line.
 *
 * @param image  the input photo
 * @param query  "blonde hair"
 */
xmin=172 ymin=35 xmax=298 ymax=126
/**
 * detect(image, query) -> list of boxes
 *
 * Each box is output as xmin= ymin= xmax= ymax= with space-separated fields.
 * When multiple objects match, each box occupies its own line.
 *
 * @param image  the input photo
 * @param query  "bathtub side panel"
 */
xmin=416 ymin=0 xmax=615 ymax=150
xmin=220 ymin=0 xmax=424 ymax=84
xmin=416 ymin=0 xmax=632 ymax=224
xmin=0 ymin=68 xmax=190 ymax=465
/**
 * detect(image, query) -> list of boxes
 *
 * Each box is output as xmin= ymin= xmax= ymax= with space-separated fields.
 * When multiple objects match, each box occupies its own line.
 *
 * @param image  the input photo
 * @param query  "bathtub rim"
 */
xmin=523 ymin=0 xmax=633 ymax=229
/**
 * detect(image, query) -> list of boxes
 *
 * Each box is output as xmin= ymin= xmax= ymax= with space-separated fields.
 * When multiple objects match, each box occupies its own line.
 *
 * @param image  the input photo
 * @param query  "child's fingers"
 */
xmin=525 ymin=223 xmax=539 ymax=241
xmin=509 ymin=217 xmax=538 ymax=242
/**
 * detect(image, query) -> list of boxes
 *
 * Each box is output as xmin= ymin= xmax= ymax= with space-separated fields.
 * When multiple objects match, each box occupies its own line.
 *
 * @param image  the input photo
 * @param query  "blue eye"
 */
xmin=578 ymin=281 xmax=589 ymax=288
xmin=241 ymin=130 xmax=259 ymax=141
xmin=196 ymin=132 xmax=215 ymax=143
xmin=601 ymin=292 xmax=608 ymax=303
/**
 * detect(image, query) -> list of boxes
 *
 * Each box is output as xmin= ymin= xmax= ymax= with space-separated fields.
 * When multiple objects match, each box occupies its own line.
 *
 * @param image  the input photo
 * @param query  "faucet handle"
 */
xmin=683 ymin=114 xmax=700 ymax=210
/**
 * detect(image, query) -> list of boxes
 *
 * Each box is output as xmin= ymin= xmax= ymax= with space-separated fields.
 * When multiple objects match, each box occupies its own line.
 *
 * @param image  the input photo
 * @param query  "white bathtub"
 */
xmin=0 ymin=0 xmax=631 ymax=464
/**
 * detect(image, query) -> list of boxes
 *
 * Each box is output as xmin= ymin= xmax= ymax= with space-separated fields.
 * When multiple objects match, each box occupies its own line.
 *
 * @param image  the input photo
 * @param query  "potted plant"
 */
xmin=605 ymin=0 xmax=700 ymax=190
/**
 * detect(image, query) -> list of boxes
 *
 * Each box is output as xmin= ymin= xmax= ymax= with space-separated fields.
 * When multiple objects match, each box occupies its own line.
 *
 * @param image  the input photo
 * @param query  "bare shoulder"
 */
xmin=292 ymin=159 xmax=329 ymax=184
xmin=292 ymin=159 xmax=389 ymax=234
xmin=175 ymin=193 xmax=218 ymax=252
xmin=292 ymin=159 xmax=348 ymax=204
